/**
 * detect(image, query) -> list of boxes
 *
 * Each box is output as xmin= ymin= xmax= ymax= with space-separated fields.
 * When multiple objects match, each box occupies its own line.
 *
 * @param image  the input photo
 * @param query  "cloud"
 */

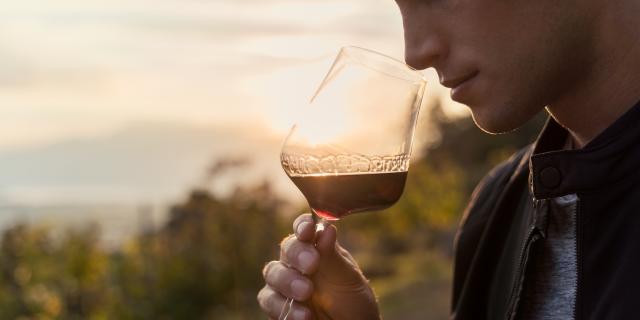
xmin=0 ymin=0 xmax=413 ymax=149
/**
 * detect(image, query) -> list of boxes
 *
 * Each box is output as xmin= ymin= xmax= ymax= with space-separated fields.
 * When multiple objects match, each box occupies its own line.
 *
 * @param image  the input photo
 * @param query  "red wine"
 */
xmin=289 ymin=171 xmax=408 ymax=220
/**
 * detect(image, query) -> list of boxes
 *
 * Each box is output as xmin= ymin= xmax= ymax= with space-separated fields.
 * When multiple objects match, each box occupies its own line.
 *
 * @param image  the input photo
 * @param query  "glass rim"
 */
xmin=340 ymin=46 xmax=426 ymax=83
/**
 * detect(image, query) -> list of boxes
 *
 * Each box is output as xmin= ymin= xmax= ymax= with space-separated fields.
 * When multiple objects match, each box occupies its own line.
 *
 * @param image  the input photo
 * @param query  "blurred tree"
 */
xmin=107 ymin=175 xmax=288 ymax=319
xmin=59 ymin=225 xmax=109 ymax=319
xmin=0 ymin=224 xmax=108 ymax=319
xmin=0 ymin=224 xmax=53 ymax=318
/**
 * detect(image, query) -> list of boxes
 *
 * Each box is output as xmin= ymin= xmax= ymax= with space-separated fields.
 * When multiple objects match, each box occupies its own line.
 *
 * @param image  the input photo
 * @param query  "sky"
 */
xmin=0 ymin=0 xmax=466 ymax=210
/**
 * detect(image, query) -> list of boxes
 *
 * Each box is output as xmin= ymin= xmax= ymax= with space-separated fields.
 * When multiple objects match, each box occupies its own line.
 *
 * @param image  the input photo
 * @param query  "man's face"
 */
xmin=396 ymin=0 xmax=597 ymax=133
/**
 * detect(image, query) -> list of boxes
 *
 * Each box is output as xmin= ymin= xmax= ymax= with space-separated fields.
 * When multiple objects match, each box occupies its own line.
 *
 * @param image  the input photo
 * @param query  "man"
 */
xmin=258 ymin=0 xmax=640 ymax=318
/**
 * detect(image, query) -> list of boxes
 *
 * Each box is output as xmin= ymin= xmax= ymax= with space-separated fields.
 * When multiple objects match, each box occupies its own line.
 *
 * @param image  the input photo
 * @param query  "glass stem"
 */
xmin=311 ymin=209 xmax=327 ymax=236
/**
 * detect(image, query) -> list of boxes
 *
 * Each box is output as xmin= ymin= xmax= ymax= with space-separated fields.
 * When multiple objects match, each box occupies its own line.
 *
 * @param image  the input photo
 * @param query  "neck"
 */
xmin=546 ymin=1 xmax=640 ymax=148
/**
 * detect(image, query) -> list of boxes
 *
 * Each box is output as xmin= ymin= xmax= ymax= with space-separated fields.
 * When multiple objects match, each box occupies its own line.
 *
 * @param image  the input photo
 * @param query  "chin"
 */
xmin=468 ymin=105 xmax=531 ymax=135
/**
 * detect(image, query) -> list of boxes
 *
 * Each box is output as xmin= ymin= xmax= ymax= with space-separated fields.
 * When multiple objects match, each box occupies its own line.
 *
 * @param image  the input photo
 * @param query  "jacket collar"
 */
xmin=530 ymin=101 xmax=640 ymax=199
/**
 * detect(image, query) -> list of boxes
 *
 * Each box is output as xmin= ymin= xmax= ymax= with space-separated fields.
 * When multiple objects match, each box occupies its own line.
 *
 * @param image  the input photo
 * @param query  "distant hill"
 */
xmin=0 ymin=121 xmax=298 ymax=240
xmin=0 ymin=121 xmax=289 ymax=206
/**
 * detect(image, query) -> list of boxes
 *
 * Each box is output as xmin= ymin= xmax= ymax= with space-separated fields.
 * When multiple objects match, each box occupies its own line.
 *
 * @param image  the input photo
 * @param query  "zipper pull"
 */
xmin=532 ymin=198 xmax=548 ymax=237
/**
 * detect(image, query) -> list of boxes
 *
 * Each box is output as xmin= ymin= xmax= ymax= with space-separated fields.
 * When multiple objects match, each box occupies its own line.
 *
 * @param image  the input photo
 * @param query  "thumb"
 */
xmin=314 ymin=224 xmax=367 ymax=285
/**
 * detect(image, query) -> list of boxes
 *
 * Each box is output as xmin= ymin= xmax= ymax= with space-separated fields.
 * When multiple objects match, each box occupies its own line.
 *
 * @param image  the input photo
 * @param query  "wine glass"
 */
xmin=278 ymin=46 xmax=426 ymax=320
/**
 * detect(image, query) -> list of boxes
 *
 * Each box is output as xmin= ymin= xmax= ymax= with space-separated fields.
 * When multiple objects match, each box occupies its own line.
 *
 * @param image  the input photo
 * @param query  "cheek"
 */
xmin=499 ymin=17 xmax=592 ymax=108
xmin=455 ymin=13 xmax=565 ymax=107
xmin=442 ymin=0 xmax=592 ymax=132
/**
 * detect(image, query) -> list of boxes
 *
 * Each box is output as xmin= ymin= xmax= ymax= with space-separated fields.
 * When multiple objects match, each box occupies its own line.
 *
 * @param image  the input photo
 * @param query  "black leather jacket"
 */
xmin=451 ymin=102 xmax=640 ymax=320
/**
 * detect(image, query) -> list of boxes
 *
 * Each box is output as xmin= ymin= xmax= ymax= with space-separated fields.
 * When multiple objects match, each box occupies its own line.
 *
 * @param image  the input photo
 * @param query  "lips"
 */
xmin=440 ymin=71 xmax=478 ymax=89
xmin=441 ymin=71 xmax=479 ymax=103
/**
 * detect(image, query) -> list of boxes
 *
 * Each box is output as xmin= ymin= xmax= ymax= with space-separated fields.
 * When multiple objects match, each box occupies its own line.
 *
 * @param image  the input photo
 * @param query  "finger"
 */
xmin=264 ymin=261 xmax=314 ymax=301
xmin=257 ymin=285 xmax=314 ymax=320
xmin=257 ymin=285 xmax=287 ymax=319
xmin=293 ymin=213 xmax=315 ymax=242
xmin=280 ymin=235 xmax=320 ymax=275
xmin=315 ymin=224 xmax=365 ymax=285
xmin=262 ymin=260 xmax=279 ymax=278
xmin=315 ymin=223 xmax=337 ymax=255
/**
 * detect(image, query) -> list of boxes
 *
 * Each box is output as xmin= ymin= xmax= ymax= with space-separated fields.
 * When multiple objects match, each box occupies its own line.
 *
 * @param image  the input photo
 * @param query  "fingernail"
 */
xmin=293 ymin=309 xmax=307 ymax=320
xmin=291 ymin=279 xmax=309 ymax=299
xmin=296 ymin=221 xmax=310 ymax=236
xmin=298 ymin=251 xmax=314 ymax=273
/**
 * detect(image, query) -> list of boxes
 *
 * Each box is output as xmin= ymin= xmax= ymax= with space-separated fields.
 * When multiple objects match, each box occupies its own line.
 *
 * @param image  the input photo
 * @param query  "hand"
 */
xmin=258 ymin=213 xmax=381 ymax=319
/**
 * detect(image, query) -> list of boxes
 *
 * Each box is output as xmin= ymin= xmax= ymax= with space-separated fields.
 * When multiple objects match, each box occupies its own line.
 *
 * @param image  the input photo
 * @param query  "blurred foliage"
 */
xmin=0 ymin=102 xmax=546 ymax=319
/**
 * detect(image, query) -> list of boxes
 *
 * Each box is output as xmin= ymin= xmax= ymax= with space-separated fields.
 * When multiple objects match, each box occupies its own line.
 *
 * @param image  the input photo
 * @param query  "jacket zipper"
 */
xmin=506 ymin=199 xmax=543 ymax=320
xmin=507 ymin=226 xmax=541 ymax=320
xmin=573 ymin=199 xmax=582 ymax=320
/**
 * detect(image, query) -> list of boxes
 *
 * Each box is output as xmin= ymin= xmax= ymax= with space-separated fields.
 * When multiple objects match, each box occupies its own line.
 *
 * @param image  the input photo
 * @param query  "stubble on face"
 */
xmin=399 ymin=0 xmax=599 ymax=134
xmin=470 ymin=0 xmax=597 ymax=134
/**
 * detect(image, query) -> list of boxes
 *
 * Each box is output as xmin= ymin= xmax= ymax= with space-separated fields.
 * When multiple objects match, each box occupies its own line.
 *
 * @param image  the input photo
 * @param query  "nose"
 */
xmin=401 ymin=12 xmax=445 ymax=70
xmin=404 ymin=35 xmax=444 ymax=70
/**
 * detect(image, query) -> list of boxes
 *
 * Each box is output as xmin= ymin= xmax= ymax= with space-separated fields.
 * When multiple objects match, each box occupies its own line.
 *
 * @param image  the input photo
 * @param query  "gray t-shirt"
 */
xmin=517 ymin=193 xmax=579 ymax=319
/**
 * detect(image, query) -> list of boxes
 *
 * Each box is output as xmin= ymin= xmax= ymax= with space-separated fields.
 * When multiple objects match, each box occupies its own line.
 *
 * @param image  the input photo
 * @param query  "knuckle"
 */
xmin=293 ymin=213 xmax=313 ymax=230
xmin=285 ymin=241 xmax=305 ymax=263
xmin=293 ymin=305 xmax=313 ymax=320
xmin=279 ymin=231 xmax=318 ymax=273
xmin=265 ymin=264 xmax=288 ymax=287
xmin=279 ymin=234 xmax=295 ymax=253
xmin=262 ymin=260 xmax=279 ymax=278
xmin=258 ymin=286 xmax=280 ymax=315
xmin=281 ymin=237 xmax=306 ymax=262
xmin=257 ymin=286 xmax=270 ymax=310
xmin=292 ymin=244 xmax=316 ymax=262
xmin=267 ymin=290 xmax=282 ymax=314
